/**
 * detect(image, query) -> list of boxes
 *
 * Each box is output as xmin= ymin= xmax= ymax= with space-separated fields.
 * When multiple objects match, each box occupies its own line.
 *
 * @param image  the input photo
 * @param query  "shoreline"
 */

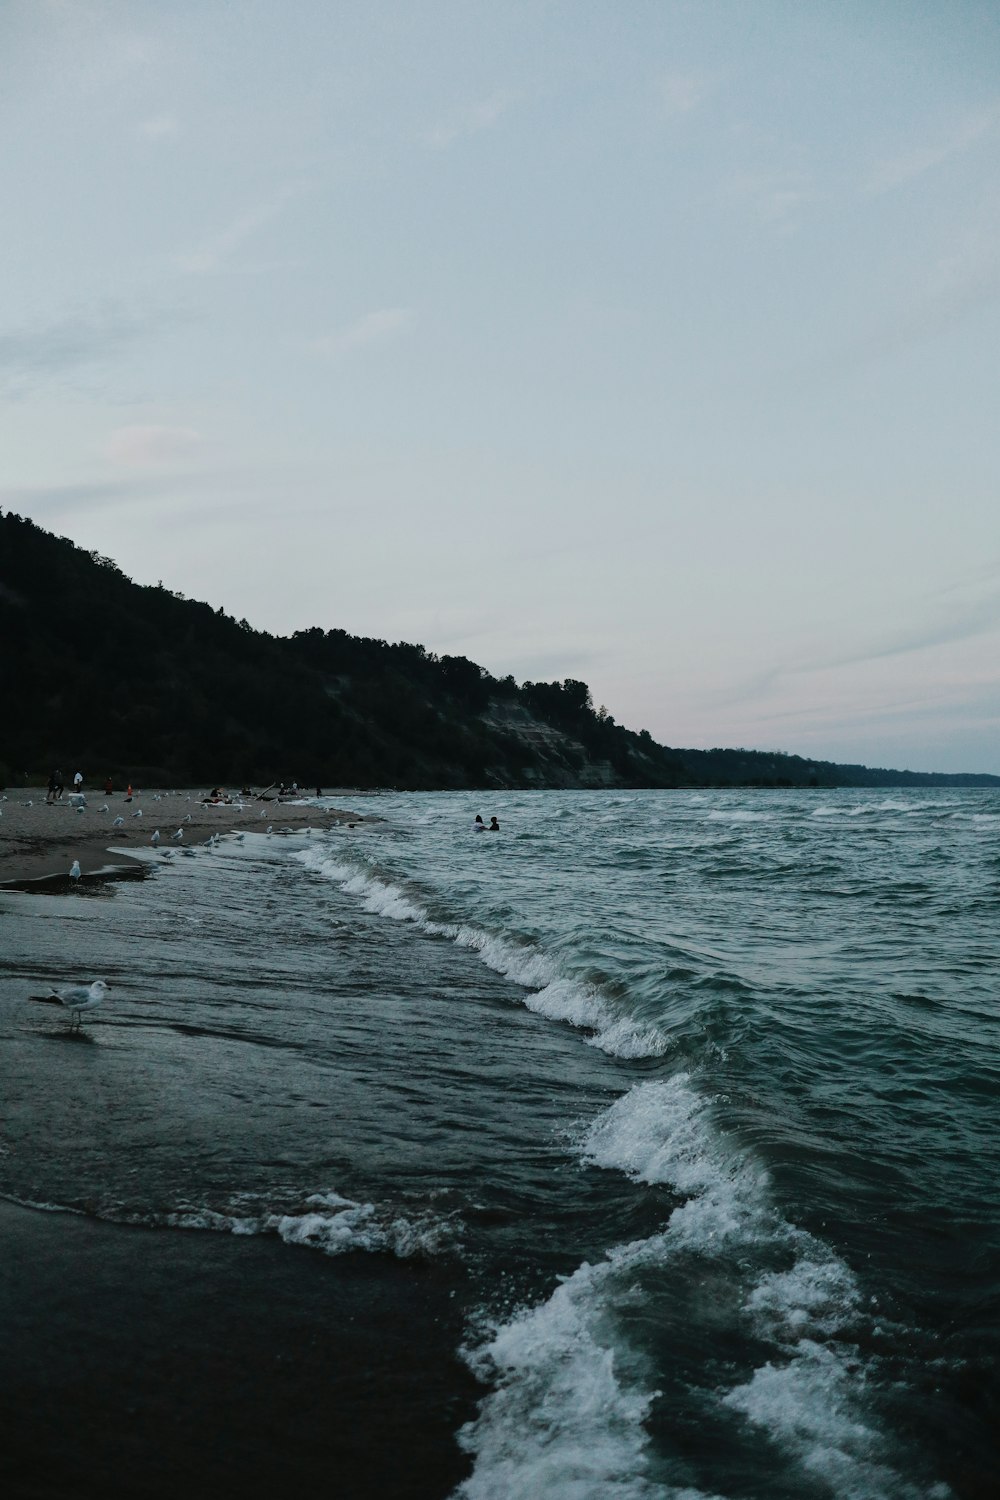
xmin=0 ymin=787 xmax=370 ymax=888
xmin=0 ymin=1197 xmax=478 ymax=1499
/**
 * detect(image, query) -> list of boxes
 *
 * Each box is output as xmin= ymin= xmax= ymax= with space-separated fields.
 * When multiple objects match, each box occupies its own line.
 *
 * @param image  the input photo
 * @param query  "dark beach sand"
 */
xmin=0 ymin=1200 xmax=479 ymax=1500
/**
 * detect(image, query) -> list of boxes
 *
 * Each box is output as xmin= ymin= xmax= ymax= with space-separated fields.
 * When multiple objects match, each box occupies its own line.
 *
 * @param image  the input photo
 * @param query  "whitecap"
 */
xmin=295 ymin=847 xmax=671 ymax=1060
xmin=571 ymin=1079 xmax=933 ymax=1499
xmin=455 ymin=1240 xmax=721 ymax=1500
xmin=705 ymin=810 xmax=772 ymax=823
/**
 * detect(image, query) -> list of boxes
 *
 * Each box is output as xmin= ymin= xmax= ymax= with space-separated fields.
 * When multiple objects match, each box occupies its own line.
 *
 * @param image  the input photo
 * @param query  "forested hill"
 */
xmin=2 ymin=511 xmax=998 ymax=790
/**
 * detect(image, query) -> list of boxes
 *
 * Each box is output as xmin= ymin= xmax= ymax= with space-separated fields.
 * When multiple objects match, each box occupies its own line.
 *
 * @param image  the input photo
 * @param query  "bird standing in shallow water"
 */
xmin=69 ymin=860 xmax=81 ymax=881
xmin=30 ymin=980 xmax=110 ymax=1030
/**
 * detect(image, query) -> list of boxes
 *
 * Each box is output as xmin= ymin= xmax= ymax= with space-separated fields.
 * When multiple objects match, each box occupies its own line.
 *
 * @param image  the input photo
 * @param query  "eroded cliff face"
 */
xmin=478 ymin=700 xmax=634 ymax=788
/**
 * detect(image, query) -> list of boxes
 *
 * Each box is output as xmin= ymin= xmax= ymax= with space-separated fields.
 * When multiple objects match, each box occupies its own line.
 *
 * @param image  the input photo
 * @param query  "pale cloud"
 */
xmin=176 ymin=182 xmax=305 ymax=275
xmin=137 ymin=113 xmax=179 ymax=139
xmin=106 ymin=424 xmax=203 ymax=466
xmin=708 ymin=574 xmax=1000 ymax=715
xmin=814 ymin=243 xmax=1000 ymax=374
xmin=659 ymin=72 xmax=705 ymax=118
xmin=720 ymin=169 xmax=816 ymax=228
xmin=312 ymin=308 xmax=414 ymax=359
xmin=423 ymin=91 xmax=515 ymax=149
xmin=0 ymin=304 xmax=160 ymax=396
xmin=865 ymin=103 xmax=1000 ymax=194
xmin=32 ymin=2 xmax=158 ymax=92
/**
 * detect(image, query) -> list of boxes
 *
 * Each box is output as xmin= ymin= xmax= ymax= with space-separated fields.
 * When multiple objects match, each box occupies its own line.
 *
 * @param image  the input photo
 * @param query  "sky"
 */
xmin=2 ymin=1 xmax=999 ymax=773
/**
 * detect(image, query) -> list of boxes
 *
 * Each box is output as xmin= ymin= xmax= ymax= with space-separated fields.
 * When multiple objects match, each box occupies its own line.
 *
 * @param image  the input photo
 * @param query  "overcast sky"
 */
xmin=3 ymin=1 xmax=999 ymax=772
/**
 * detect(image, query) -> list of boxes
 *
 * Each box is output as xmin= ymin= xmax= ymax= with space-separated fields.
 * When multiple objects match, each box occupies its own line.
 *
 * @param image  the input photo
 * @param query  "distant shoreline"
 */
xmin=0 ymin=788 xmax=366 ymax=888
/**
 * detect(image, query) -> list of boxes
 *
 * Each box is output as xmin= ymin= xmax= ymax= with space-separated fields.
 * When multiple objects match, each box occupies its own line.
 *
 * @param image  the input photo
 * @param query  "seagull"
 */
xmin=21 ymin=799 xmax=33 ymax=808
xmin=183 ymin=813 xmax=192 ymax=824
xmin=76 ymin=805 xmax=85 ymax=814
xmin=151 ymin=829 xmax=160 ymax=846
xmin=266 ymin=825 xmax=273 ymax=835
xmin=30 ymin=979 xmax=110 ymax=1031
xmin=132 ymin=809 xmax=143 ymax=819
xmin=69 ymin=860 xmax=81 ymax=880
xmin=171 ymin=828 xmax=184 ymax=842
xmin=112 ymin=815 xmax=124 ymax=827
xmin=101 ymin=804 xmax=110 ymax=813
xmin=161 ymin=849 xmax=175 ymax=861
xmin=234 ymin=832 xmax=245 ymax=843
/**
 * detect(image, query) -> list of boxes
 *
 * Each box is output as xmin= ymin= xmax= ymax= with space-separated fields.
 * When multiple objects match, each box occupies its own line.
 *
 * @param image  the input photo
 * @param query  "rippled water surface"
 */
xmin=2 ymin=787 xmax=998 ymax=1499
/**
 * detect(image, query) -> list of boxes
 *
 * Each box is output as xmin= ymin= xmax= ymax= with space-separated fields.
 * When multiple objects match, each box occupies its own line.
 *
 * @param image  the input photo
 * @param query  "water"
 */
xmin=1 ymin=787 xmax=997 ymax=1498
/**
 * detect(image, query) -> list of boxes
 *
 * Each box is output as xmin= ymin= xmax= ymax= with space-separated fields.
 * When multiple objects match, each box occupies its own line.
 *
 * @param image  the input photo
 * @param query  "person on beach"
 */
xmin=73 ymin=771 xmax=83 ymax=793
xmin=46 ymin=770 xmax=62 ymax=804
xmin=488 ymin=816 xmax=500 ymax=832
xmin=104 ymin=778 xmax=113 ymax=796
xmin=125 ymin=784 xmax=133 ymax=802
xmin=473 ymin=814 xmax=485 ymax=832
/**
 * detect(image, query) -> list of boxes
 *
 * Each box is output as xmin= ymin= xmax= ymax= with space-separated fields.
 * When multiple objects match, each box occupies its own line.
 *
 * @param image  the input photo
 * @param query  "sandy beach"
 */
xmin=0 ymin=787 xmax=370 ymax=887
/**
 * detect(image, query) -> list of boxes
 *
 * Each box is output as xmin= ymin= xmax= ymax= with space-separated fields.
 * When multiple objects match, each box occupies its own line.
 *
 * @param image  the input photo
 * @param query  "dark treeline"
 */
xmin=2 ymin=511 xmax=997 ymax=790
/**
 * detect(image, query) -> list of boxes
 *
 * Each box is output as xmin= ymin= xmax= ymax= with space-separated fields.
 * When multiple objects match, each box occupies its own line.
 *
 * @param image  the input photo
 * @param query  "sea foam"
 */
xmin=455 ymin=1239 xmax=722 ymax=1500
xmin=458 ymin=1078 xmax=940 ymax=1500
xmin=576 ymin=1079 xmax=941 ymax=1499
xmin=296 ymin=847 xmax=672 ymax=1060
xmin=4 ymin=1189 xmax=454 ymax=1262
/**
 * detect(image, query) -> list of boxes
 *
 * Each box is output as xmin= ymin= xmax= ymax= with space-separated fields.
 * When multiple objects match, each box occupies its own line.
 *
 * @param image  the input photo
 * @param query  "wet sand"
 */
xmin=0 ymin=1198 xmax=479 ymax=1500
xmin=0 ymin=788 xmax=369 ymax=887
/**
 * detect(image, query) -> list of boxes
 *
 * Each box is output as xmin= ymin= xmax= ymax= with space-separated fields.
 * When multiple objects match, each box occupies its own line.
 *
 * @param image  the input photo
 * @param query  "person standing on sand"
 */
xmin=73 ymin=771 xmax=83 ymax=793
xmin=46 ymin=770 xmax=60 ymax=804
xmin=105 ymin=778 xmax=113 ymax=796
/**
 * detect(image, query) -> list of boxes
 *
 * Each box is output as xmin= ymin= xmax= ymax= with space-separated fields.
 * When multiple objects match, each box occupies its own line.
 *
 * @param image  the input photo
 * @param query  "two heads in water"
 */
xmin=473 ymin=814 xmax=500 ymax=832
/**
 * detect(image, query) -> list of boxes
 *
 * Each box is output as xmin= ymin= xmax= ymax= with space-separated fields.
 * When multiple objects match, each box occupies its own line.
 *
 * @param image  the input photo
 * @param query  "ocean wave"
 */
xmin=3 ymin=1189 xmax=455 ymax=1261
xmin=574 ymin=1079 xmax=944 ymax=1498
xmin=454 ymin=1238 xmax=721 ymax=1500
xmin=296 ymin=847 xmax=673 ymax=1060
xmin=704 ymin=810 xmax=772 ymax=823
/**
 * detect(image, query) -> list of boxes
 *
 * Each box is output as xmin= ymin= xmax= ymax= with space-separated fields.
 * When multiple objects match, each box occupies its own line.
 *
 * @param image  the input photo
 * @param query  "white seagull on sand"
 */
xmin=31 ymin=979 xmax=110 ymax=1030
xmin=69 ymin=860 xmax=81 ymax=880
xmin=151 ymin=829 xmax=160 ymax=846
xmin=112 ymin=815 xmax=124 ymax=827
xmin=171 ymin=828 xmax=184 ymax=842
